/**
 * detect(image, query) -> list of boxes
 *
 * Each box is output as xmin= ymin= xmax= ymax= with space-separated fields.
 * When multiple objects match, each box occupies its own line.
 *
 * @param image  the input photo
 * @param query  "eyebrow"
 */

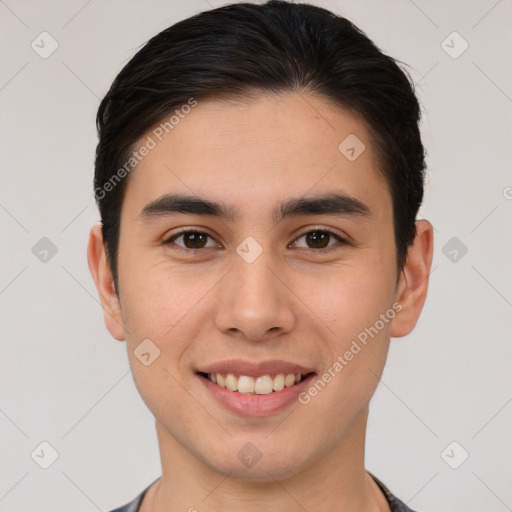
xmin=138 ymin=191 xmax=371 ymax=225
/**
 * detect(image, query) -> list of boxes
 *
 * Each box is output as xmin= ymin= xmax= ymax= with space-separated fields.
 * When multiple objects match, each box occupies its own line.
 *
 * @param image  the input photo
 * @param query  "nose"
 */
xmin=214 ymin=246 xmax=296 ymax=342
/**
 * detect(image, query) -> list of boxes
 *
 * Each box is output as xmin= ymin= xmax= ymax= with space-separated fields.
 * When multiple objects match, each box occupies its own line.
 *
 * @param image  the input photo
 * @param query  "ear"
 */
xmin=87 ymin=222 xmax=126 ymax=341
xmin=391 ymin=219 xmax=434 ymax=338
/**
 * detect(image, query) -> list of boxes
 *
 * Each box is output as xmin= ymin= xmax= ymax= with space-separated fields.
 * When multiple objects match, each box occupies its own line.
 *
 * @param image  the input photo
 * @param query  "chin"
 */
xmin=213 ymin=461 xmax=303 ymax=483
xmin=204 ymin=442 xmax=308 ymax=483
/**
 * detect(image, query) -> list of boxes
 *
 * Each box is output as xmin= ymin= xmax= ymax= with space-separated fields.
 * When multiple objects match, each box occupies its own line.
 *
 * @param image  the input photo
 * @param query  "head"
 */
xmin=89 ymin=0 xmax=433 ymax=482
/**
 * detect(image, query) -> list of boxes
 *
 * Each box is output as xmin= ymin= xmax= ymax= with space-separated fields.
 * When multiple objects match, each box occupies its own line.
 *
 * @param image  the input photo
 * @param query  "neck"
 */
xmin=142 ymin=407 xmax=390 ymax=512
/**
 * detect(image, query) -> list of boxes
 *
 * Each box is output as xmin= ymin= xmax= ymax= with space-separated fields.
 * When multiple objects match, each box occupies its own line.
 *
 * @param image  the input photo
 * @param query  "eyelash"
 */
xmin=163 ymin=227 xmax=349 ymax=254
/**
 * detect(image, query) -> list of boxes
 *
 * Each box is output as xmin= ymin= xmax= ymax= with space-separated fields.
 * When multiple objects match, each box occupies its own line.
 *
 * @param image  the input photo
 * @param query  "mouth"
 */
xmin=195 ymin=362 xmax=316 ymax=416
xmin=197 ymin=371 xmax=314 ymax=395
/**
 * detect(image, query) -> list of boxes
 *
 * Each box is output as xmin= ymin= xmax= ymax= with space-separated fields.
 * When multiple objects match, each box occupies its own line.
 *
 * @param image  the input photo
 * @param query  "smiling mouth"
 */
xmin=198 ymin=372 xmax=315 ymax=395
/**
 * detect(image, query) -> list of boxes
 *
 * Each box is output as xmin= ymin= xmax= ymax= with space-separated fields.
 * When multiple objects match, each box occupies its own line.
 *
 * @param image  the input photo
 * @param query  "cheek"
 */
xmin=293 ymin=261 xmax=395 ymax=406
xmin=119 ymin=252 xmax=212 ymax=337
xmin=299 ymin=261 xmax=396 ymax=341
xmin=296 ymin=283 xmax=393 ymax=438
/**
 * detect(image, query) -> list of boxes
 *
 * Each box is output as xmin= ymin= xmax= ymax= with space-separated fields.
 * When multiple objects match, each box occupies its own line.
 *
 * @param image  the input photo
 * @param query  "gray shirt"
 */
xmin=108 ymin=472 xmax=417 ymax=511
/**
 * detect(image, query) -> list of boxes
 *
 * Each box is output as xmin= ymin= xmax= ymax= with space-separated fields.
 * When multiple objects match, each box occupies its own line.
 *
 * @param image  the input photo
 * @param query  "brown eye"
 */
xmin=291 ymin=229 xmax=347 ymax=252
xmin=165 ymin=230 xmax=218 ymax=250
xmin=305 ymin=231 xmax=330 ymax=249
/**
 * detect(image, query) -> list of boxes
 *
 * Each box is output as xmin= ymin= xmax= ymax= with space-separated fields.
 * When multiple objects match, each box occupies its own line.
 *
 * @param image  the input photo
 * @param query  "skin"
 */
xmin=88 ymin=91 xmax=433 ymax=511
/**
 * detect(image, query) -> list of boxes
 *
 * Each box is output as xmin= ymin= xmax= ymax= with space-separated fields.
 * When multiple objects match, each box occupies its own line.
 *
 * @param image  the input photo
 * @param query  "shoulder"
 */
xmin=369 ymin=472 xmax=418 ymax=512
xmin=107 ymin=492 xmax=143 ymax=512
xmin=106 ymin=478 xmax=157 ymax=512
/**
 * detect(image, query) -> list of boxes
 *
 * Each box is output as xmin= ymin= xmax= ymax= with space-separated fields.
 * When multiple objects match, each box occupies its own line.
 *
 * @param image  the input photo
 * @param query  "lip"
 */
xmin=196 ymin=359 xmax=316 ymax=417
xmin=196 ymin=358 xmax=315 ymax=378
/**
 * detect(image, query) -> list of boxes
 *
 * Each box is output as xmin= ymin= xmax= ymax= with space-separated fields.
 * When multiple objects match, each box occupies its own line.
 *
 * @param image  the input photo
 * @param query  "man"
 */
xmin=88 ymin=1 xmax=433 ymax=510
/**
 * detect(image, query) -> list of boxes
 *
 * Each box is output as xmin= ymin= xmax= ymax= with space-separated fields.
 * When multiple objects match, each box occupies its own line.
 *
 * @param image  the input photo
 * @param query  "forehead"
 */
xmin=122 ymin=91 xmax=390 ymax=220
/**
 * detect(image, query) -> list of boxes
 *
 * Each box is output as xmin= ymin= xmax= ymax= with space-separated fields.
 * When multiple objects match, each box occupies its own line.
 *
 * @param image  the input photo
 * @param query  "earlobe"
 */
xmin=391 ymin=219 xmax=434 ymax=338
xmin=87 ymin=223 xmax=126 ymax=341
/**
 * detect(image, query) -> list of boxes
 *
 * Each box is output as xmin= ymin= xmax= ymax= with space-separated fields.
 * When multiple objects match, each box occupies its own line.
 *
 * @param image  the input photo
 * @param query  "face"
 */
xmin=90 ymin=91 xmax=428 ymax=482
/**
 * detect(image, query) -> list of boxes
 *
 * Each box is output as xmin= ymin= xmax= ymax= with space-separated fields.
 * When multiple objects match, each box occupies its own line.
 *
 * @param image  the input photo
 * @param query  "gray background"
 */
xmin=1 ymin=0 xmax=511 ymax=511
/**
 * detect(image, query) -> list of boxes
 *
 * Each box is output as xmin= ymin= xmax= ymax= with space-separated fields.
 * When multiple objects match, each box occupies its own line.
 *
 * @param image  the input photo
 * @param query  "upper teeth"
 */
xmin=208 ymin=373 xmax=303 ymax=394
